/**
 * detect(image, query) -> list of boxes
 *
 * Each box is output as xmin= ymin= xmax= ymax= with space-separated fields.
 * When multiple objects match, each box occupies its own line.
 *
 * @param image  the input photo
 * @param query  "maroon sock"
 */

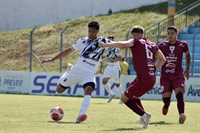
xmin=125 ymin=99 xmax=145 ymax=116
xmin=135 ymin=99 xmax=144 ymax=110
xmin=176 ymin=92 xmax=184 ymax=114
xmin=162 ymin=97 xmax=171 ymax=109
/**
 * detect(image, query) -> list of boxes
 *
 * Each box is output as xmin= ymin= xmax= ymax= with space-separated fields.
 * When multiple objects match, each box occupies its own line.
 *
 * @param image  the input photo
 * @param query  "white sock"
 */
xmin=104 ymin=83 xmax=114 ymax=95
xmin=79 ymin=95 xmax=91 ymax=115
xmin=117 ymin=85 xmax=123 ymax=97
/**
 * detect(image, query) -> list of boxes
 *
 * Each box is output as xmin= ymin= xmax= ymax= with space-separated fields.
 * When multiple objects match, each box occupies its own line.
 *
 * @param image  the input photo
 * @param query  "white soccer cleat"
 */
xmin=136 ymin=117 xmax=143 ymax=124
xmin=141 ymin=113 xmax=151 ymax=129
xmin=107 ymin=94 xmax=115 ymax=103
xmin=136 ymin=117 xmax=151 ymax=124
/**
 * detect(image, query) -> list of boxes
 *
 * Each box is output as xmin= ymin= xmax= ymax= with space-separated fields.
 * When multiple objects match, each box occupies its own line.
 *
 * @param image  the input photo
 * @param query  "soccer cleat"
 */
xmin=76 ymin=114 xmax=87 ymax=123
xmin=162 ymin=106 xmax=169 ymax=115
xmin=179 ymin=114 xmax=186 ymax=124
xmin=136 ymin=117 xmax=143 ymax=124
xmin=136 ymin=117 xmax=151 ymax=124
xmin=107 ymin=94 xmax=115 ymax=103
xmin=141 ymin=113 xmax=151 ymax=129
xmin=118 ymin=100 xmax=123 ymax=104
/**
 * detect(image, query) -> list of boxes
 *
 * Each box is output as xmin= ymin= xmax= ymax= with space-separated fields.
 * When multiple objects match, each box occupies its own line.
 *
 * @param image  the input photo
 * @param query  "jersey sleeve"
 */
xmin=158 ymin=43 xmax=162 ymax=49
xmin=154 ymin=44 xmax=159 ymax=52
xmin=105 ymin=38 xmax=112 ymax=44
xmin=183 ymin=41 xmax=189 ymax=52
xmin=115 ymin=48 xmax=121 ymax=56
xmin=71 ymin=38 xmax=83 ymax=51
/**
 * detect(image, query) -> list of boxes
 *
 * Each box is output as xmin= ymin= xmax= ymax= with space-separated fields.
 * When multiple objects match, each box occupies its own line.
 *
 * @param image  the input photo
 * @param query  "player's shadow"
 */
xmin=47 ymin=121 xmax=77 ymax=124
xmin=150 ymin=121 xmax=173 ymax=125
xmin=92 ymin=103 xmax=108 ymax=105
xmin=102 ymin=127 xmax=142 ymax=132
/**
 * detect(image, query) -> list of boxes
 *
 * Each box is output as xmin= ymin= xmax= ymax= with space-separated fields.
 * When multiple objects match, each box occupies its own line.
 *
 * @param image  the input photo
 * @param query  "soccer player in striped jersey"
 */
xmin=42 ymin=21 xmax=111 ymax=123
xmin=101 ymin=36 xmax=124 ymax=104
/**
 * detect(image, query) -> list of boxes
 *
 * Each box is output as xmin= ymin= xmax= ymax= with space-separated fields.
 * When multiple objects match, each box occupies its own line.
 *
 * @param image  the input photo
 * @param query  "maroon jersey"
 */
xmin=159 ymin=40 xmax=189 ymax=75
xmin=130 ymin=38 xmax=159 ymax=78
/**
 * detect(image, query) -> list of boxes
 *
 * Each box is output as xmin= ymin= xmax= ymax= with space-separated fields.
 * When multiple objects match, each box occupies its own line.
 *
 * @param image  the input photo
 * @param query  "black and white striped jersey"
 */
xmin=106 ymin=47 xmax=121 ymax=60
xmin=71 ymin=37 xmax=111 ymax=72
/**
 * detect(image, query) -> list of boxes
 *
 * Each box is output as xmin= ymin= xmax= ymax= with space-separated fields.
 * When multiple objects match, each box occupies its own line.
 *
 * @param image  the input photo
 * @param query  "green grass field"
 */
xmin=0 ymin=94 xmax=199 ymax=133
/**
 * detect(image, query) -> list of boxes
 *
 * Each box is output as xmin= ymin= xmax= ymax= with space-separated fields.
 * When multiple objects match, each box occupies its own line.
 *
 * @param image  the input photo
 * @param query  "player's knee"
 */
xmin=56 ymin=84 xmax=68 ymax=93
xmin=56 ymin=88 xmax=65 ymax=93
xmin=83 ymin=82 xmax=95 ymax=95
xmin=115 ymin=83 xmax=120 ymax=87
xmin=102 ymin=80 xmax=107 ymax=85
xmin=121 ymin=94 xmax=129 ymax=103
xmin=162 ymin=92 xmax=172 ymax=98
xmin=84 ymin=87 xmax=94 ymax=95
xmin=102 ymin=78 xmax=109 ymax=85
xmin=175 ymin=88 xmax=184 ymax=94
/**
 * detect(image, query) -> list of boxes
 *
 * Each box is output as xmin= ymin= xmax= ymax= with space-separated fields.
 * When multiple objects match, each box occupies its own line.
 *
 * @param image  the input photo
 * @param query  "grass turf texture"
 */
xmin=0 ymin=94 xmax=199 ymax=133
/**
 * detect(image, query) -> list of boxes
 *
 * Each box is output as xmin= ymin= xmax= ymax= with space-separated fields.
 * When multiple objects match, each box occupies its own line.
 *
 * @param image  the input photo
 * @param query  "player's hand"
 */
xmin=41 ymin=58 xmax=53 ymax=64
xmin=107 ymin=58 xmax=112 ymax=62
xmin=99 ymin=42 xmax=106 ymax=48
xmin=184 ymin=69 xmax=189 ymax=80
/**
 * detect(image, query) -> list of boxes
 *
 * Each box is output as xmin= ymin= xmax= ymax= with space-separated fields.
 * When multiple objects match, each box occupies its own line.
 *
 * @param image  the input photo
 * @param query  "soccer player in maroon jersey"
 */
xmin=158 ymin=26 xmax=191 ymax=124
xmin=99 ymin=25 xmax=166 ymax=129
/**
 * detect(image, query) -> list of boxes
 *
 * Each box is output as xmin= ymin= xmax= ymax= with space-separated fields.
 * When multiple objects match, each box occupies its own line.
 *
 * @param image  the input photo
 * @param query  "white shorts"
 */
xmin=102 ymin=64 xmax=121 ymax=83
xmin=58 ymin=66 xmax=96 ymax=87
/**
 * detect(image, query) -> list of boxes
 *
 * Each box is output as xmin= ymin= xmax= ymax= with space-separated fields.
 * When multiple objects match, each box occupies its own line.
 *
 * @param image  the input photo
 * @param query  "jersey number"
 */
xmin=145 ymin=44 xmax=153 ymax=59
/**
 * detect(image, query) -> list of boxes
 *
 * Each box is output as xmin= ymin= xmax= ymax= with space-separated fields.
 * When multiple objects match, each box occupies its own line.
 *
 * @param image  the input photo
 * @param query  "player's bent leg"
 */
xmin=76 ymin=82 xmax=95 ymax=123
xmin=102 ymin=77 xmax=109 ymax=85
xmin=135 ymin=98 xmax=147 ymax=124
xmin=175 ymin=88 xmax=186 ymax=124
xmin=123 ymin=96 xmax=151 ymax=128
xmin=141 ymin=112 xmax=151 ymax=129
xmin=56 ymin=84 xmax=69 ymax=93
xmin=115 ymin=83 xmax=123 ymax=104
xmin=103 ymin=77 xmax=115 ymax=103
xmin=162 ymin=92 xmax=172 ymax=115
xmin=120 ymin=93 xmax=129 ymax=103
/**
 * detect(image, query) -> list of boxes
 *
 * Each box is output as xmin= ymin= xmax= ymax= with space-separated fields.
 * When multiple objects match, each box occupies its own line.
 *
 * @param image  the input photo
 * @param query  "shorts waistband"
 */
xmin=107 ymin=62 xmax=119 ymax=66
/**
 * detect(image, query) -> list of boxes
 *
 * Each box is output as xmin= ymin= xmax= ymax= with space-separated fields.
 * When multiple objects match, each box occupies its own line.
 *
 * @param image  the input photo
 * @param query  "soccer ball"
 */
xmin=50 ymin=107 xmax=64 ymax=121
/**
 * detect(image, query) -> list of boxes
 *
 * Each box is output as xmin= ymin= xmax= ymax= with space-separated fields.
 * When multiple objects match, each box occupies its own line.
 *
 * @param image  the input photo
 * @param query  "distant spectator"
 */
xmin=101 ymin=35 xmax=124 ymax=104
xmin=120 ymin=57 xmax=130 ymax=75
xmin=108 ymin=36 xmax=114 ymax=41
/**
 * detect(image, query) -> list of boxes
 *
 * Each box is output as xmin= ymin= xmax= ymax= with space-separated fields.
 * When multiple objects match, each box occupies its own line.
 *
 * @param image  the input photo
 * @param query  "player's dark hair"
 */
xmin=108 ymin=36 xmax=114 ymax=40
xmin=167 ymin=26 xmax=178 ymax=33
xmin=88 ymin=21 xmax=100 ymax=30
xmin=130 ymin=26 xmax=144 ymax=34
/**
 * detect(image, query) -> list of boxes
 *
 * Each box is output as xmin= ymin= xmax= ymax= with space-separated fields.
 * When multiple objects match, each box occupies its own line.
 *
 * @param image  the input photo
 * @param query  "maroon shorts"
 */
xmin=160 ymin=75 xmax=185 ymax=94
xmin=124 ymin=77 xmax=156 ymax=100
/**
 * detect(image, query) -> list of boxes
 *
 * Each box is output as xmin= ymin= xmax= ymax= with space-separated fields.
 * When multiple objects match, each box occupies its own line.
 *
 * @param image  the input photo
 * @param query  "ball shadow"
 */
xmin=47 ymin=121 xmax=77 ymax=124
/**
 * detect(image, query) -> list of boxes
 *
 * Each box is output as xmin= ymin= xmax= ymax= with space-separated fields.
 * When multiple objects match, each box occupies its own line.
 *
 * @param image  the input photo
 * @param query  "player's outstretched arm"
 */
xmin=184 ymin=51 xmax=191 ymax=80
xmin=154 ymin=50 xmax=166 ymax=70
xmin=99 ymin=41 xmax=133 ymax=48
xmin=100 ymin=57 xmax=109 ymax=62
xmin=41 ymin=47 xmax=73 ymax=64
